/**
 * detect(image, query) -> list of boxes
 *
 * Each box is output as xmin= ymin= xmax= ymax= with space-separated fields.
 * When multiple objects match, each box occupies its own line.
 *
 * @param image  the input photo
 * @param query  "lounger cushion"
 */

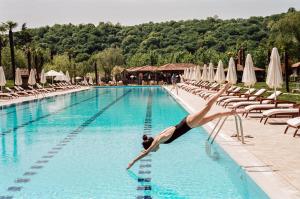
xmin=246 ymin=104 xmax=295 ymax=112
xmin=262 ymin=108 xmax=299 ymax=117
xmin=287 ymin=117 xmax=300 ymax=127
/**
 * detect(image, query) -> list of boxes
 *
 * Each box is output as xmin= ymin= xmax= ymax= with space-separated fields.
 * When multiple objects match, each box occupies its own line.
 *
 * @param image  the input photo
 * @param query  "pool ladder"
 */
xmin=207 ymin=114 xmax=245 ymax=144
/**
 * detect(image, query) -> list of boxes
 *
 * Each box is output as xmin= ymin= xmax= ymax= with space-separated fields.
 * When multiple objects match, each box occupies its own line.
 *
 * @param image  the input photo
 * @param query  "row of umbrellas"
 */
xmin=0 ymin=69 xmax=72 ymax=90
xmin=183 ymin=47 xmax=283 ymax=96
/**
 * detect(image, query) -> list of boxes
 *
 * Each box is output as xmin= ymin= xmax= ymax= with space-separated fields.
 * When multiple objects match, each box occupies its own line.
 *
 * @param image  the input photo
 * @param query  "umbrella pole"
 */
xmin=275 ymin=88 xmax=277 ymax=101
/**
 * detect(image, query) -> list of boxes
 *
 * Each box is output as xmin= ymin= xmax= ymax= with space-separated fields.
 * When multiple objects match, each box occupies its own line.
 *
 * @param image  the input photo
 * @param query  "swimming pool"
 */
xmin=0 ymin=86 xmax=269 ymax=199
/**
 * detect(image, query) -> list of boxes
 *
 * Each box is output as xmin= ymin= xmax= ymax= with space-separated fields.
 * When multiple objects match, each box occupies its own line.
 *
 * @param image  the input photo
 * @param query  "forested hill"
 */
xmin=11 ymin=8 xmax=300 ymax=69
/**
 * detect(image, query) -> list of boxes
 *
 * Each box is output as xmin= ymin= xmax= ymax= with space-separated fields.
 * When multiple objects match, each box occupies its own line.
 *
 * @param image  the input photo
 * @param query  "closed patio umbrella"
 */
xmin=208 ymin=62 xmax=215 ymax=83
xmin=40 ymin=69 xmax=47 ymax=86
xmin=65 ymin=71 xmax=71 ymax=83
xmin=242 ymin=54 xmax=257 ymax=87
xmin=266 ymin=47 xmax=283 ymax=100
xmin=201 ymin=64 xmax=208 ymax=81
xmin=226 ymin=57 xmax=237 ymax=84
xmin=214 ymin=60 xmax=226 ymax=84
xmin=89 ymin=75 xmax=93 ymax=85
xmin=28 ymin=69 xmax=36 ymax=86
xmin=15 ymin=68 xmax=23 ymax=86
xmin=0 ymin=66 xmax=6 ymax=91
xmin=195 ymin=65 xmax=202 ymax=81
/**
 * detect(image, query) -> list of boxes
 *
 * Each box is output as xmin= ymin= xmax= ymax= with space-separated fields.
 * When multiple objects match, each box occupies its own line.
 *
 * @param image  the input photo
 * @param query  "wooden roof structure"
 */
xmin=158 ymin=63 xmax=197 ymax=71
xmin=126 ymin=63 xmax=197 ymax=73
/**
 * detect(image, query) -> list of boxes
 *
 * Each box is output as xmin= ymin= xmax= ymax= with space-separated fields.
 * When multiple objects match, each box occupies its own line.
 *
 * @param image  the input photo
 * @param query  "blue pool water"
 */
xmin=0 ymin=86 xmax=269 ymax=199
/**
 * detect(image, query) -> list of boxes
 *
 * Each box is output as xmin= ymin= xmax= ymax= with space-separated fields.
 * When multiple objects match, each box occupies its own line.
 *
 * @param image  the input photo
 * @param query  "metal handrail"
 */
xmin=207 ymin=114 xmax=245 ymax=144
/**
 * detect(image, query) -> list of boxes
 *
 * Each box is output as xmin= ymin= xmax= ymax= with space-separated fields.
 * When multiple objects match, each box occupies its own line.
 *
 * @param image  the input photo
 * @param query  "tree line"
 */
xmin=0 ymin=8 xmax=299 ymax=81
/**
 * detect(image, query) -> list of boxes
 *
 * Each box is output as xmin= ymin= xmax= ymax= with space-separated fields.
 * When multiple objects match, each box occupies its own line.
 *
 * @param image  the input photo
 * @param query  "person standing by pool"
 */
xmin=127 ymin=83 xmax=240 ymax=169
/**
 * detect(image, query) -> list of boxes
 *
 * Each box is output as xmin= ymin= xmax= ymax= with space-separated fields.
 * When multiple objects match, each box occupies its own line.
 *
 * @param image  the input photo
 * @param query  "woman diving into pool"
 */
xmin=127 ymin=83 xmax=241 ymax=169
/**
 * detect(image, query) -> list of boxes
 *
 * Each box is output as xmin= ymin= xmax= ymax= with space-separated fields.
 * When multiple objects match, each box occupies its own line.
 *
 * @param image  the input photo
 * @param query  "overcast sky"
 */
xmin=0 ymin=0 xmax=300 ymax=28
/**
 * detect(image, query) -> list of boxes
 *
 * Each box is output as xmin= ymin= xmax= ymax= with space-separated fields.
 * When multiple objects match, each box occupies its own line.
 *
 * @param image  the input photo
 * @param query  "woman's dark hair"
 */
xmin=142 ymin=135 xmax=154 ymax=150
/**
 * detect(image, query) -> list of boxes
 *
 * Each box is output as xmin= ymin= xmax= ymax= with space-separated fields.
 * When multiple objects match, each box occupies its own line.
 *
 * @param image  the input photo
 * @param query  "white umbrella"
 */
xmin=45 ymin=70 xmax=61 ymax=77
xmin=214 ymin=60 xmax=226 ymax=84
xmin=83 ymin=77 xmax=88 ymax=85
xmin=183 ymin=69 xmax=187 ymax=79
xmin=46 ymin=70 xmax=62 ymax=84
xmin=75 ymin=76 xmax=82 ymax=80
xmin=190 ymin=68 xmax=195 ymax=80
xmin=40 ymin=69 xmax=47 ymax=85
xmin=226 ymin=57 xmax=237 ymax=84
xmin=201 ymin=64 xmax=208 ymax=81
xmin=208 ymin=62 xmax=215 ymax=83
xmin=185 ymin=68 xmax=190 ymax=80
xmin=28 ymin=69 xmax=36 ymax=86
xmin=242 ymin=54 xmax=257 ymax=87
xmin=89 ymin=75 xmax=93 ymax=85
xmin=54 ymin=71 xmax=65 ymax=81
xmin=65 ymin=71 xmax=71 ymax=83
xmin=15 ymin=68 xmax=23 ymax=86
xmin=0 ymin=66 xmax=6 ymax=91
xmin=266 ymin=47 xmax=283 ymax=100
xmin=191 ymin=67 xmax=196 ymax=80
xmin=196 ymin=65 xmax=202 ymax=81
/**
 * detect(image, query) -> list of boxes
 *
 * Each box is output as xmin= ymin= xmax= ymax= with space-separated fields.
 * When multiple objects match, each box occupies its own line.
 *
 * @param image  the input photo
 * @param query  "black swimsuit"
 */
xmin=163 ymin=117 xmax=192 ymax=144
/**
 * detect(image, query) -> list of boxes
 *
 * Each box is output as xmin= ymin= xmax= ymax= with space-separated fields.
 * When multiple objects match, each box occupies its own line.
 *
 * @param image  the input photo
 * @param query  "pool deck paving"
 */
xmin=164 ymin=85 xmax=300 ymax=199
xmin=0 ymin=86 xmax=90 ymax=107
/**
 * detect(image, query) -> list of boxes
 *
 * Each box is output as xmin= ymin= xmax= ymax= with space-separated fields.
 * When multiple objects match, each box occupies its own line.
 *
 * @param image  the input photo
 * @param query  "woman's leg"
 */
xmin=191 ymin=110 xmax=239 ymax=127
xmin=187 ymin=83 xmax=231 ymax=128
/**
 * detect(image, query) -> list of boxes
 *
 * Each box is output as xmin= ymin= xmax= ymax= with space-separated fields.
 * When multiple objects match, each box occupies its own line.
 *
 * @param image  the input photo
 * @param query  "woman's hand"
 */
xmin=127 ymin=162 xmax=134 ymax=170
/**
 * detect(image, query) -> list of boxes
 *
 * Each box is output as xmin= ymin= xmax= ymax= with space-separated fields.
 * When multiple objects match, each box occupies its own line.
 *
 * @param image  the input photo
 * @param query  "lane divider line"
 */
xmin=0 ymin=89 xmax=132 ymax=198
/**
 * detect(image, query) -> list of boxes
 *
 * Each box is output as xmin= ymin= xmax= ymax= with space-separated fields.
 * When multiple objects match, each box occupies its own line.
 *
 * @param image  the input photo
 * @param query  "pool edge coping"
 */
xmin=163 ymin=86 xmax=300 ymax=199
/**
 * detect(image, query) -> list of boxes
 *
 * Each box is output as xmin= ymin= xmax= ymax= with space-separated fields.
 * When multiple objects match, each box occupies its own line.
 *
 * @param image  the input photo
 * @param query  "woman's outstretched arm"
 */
xmin=127 ymin=139 xmax=159 ymax=170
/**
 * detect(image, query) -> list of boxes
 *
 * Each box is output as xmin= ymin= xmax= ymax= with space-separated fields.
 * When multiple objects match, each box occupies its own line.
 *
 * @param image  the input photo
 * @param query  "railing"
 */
xmin=207 ymin=114 xmax=245 ymax=145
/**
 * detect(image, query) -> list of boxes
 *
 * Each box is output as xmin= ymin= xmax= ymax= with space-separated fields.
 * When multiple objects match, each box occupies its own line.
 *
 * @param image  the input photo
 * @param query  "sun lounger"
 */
xmin=36 ymin=83 xmax=55 ymax=92
xmin=260 ymin=105 xmax=300 ymax=124
xmin=216 ymin=88 xmax=256 ymax=105
xmin=222 ymin=88 xmax=266 ymax=107
xmin=284 ymin=117 xmax=300 ymax=137
xmin=0 ymin=91 xmax=14 ymax=99
xmin=5 ymin=87 xmax=21 ymax=97
xmin=17 ymin=86 xmax=37 ymax=95
xmin=13 ymin=86 xmax=33 ymax=96
xmin=200 ymin=86 xmax=240 ymax=99
xmin=231 ymin=91 xmax=282 ymax=110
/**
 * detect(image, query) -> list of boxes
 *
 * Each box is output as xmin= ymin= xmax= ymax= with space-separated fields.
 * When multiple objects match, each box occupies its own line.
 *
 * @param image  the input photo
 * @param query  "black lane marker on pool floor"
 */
xmin=0 ymin=94 xmax=99 ymax=137
xmin=1 ymin=90 xmax=132 ymax=199
xmin=137 ymin=91 xmax=153 ymax=199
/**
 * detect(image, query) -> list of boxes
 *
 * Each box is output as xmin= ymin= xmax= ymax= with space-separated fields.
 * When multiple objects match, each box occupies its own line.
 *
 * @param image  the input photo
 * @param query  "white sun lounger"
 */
xmin=284 ymin=117 xmax=300 ymax=137
xmin=260 ymin=106 xmax=299 ymax=124
xmin=222 ymin=88 xmax=266 ymax=107
xmin=216 ymin=88 xmax=256 ymax=105
xmin=231 ymin=91 xmax=282 ymax=110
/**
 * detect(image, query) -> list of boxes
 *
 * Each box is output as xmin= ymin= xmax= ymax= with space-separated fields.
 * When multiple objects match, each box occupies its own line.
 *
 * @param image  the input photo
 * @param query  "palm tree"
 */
xmin=19 ymin=23 xmax=33 ymax=71
xmin=0 ymin=24 xmax=7 ymax=66
xmin=5 ymin=21 xmax=18 ymax=82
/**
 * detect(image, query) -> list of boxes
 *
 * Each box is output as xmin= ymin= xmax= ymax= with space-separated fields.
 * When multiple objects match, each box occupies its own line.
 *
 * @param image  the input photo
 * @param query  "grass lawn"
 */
xmin=237 ymin=82 xmax=300 ymax=103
